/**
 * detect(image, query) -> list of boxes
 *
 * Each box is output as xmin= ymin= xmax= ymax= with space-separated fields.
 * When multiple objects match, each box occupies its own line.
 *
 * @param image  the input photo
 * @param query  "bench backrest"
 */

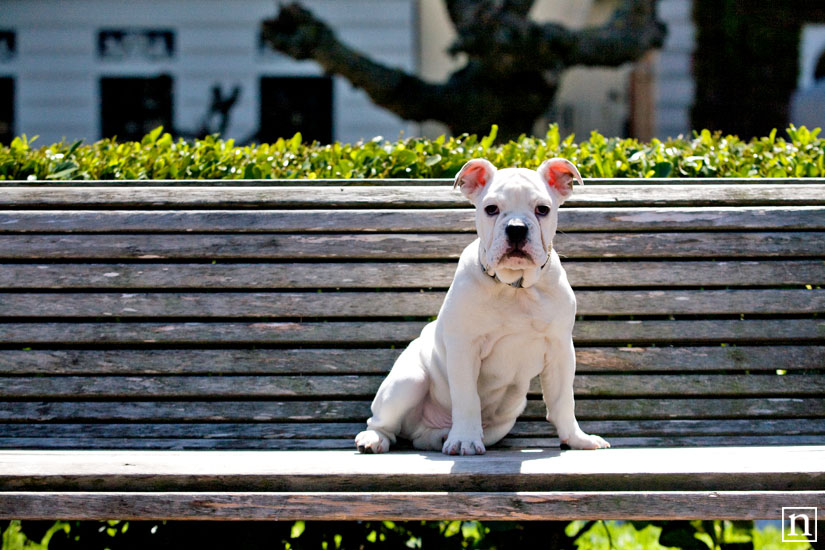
xmin=0 ymin=180 xmax=823 ymax=449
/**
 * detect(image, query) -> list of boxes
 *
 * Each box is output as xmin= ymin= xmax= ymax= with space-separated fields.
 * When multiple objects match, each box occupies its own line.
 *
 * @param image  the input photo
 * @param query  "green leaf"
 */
xmin=290 ymin=521 xmax=305 ymax=539
xmin=481 ymin=124 xmax=498 ymax=149
xmin=142 ymin=126 xmax=164 ymax=145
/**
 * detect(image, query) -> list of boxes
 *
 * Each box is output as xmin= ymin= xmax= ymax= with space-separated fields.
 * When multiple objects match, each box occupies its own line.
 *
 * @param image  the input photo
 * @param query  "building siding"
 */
xmin=1 ymin=0 xmax=417 ymax=143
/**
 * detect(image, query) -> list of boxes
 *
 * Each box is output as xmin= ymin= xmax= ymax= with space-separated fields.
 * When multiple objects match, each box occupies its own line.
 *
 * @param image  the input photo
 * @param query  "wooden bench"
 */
xmin=0 ymin=178 xmax=823 ymax=522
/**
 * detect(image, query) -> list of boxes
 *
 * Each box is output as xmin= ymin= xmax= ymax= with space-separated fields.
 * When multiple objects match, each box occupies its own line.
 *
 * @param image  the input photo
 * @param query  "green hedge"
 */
xmin=1 ymin=124 xmax=824 ymax=182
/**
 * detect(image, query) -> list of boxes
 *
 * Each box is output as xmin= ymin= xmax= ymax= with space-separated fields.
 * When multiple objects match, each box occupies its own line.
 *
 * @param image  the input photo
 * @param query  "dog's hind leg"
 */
xmin=355 ymin=343 xmax=430 ymax=453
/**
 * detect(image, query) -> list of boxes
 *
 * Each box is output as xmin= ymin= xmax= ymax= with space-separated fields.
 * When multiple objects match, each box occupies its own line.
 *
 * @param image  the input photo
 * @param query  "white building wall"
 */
xmin=654 ymin=0 xmax=695 ymax=138
xmin=1 ymin=0 xmax=417 ymax=144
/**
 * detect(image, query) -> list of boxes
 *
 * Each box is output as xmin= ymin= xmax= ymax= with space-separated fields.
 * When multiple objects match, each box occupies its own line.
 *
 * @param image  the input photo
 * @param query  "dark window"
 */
xmin=0 ymin=30 xmax=15 ymax=62
xmin=815 ymin=49 xmax=825 ymax=83
xmin=100 ymin=75 xmax=173 ymax=141
xmin=98 ymin=29 xmax=175 ymax=60
xmin=0 ymin=78 xmax=13 ymax=144
xmin=259 ymin=76 xmax=333 ymax=144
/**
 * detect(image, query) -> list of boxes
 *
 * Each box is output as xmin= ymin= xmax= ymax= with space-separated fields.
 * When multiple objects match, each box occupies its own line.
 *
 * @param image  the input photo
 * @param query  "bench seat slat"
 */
xmin=1 ymin=289 xmax=822 ymax=317
xmin=1 ymin=398 xmax=820 ymax=423
xmin=0 ymin=319 xmax=821 ymax=345
xmin=2 ymin=346 xmax=822 ymax=375
xmin=2 ymin=374 xmax=823 ymax=399
xmin=2 ymin=232 xmax=823 ymax=259
xmin=1 ymin=447 xmax=823 ymax=493
xmin=3 ymin=261 xmax=824 ymax=290
xmin=3 ymin=207 xmax=825 ymax=233
xmin=3 ymin=185 xmax=825 ymax=208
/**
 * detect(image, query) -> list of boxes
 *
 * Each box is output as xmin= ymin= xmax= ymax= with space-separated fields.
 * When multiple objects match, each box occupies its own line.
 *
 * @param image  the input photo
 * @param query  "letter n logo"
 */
xmin=783 ymin=507 xmax=818 ymax=543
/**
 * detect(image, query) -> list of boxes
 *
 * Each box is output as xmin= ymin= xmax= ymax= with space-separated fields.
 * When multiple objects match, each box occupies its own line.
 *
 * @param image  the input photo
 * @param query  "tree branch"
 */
xmin=450 ymin=0 xmax=665 ymax=70
xmin=261 ymin=3 xmax=449 ymax=123
xmin=562 ymin=0 xmax=667 ymax=66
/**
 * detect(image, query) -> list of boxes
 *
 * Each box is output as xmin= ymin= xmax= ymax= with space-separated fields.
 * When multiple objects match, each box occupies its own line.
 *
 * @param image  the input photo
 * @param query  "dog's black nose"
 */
xmin=505 ymin=219 xmax=528 ymax=244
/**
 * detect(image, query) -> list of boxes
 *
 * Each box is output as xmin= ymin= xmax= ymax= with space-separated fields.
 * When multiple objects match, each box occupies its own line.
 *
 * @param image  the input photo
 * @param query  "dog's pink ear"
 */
xmin=454 ymin=159 xmax=496 ymax=201
xmin=538 ymin=158 xmax=583 ymax=203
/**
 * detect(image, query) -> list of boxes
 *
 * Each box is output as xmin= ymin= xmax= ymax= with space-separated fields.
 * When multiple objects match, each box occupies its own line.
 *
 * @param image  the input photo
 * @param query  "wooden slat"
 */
xmin=1 ymin=447 xmax=823 ymax=492
xmin=1 ymin=289 xmax=821 ymax=318
xmin=2 ymin=261 xmax=823 ymax=290
xmin=0 ymin=263 xmax=458 ymax=290
xmin=498 ymin=435 xmax=825 ymax=448
xmin=1 ymin=346 xmax=821 ymax=375
xmin=574 ymin=346 xmax=825 ymax=372
xmin=2 ymin=419 xmax=821 ymax=441
xmin=4 ymin=177 xmax=825 ymax=187
xmin=0 ymin=319 xmax=820 ymax=345
xmin=0 ymin=398 xmax=820 ymax=422
xmin=3 ymin=185 xmax=825 ymax=208
xmin=3 ymin=490 xmax=823 ymax=520
xmin=1 ymin=232 xmax=823 ymax=259
xmin=2 ymin=373 xmax=821 ymax=399
xmin=0 ymin=349 xmax=402 ymax=375
xmin=2 ymin=207 xmax=824 ymax=233
xmin=1 ymin=435 xmax=823 ymax=450
xmin=0 ymin=291 xmax=446 ymax=318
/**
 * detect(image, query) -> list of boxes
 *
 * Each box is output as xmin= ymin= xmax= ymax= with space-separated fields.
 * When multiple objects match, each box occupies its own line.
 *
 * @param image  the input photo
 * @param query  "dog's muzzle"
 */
xmin=479 ymin=244 xmax=552 ymax=289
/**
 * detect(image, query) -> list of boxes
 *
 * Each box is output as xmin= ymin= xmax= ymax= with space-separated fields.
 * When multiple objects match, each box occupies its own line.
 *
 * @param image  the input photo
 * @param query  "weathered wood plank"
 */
xmin=0 ymin=349 xmax=402 ymax=375
xmin=4 ymin=177 xmax=825 ymax=187
xmin=2 ymin=435 xmax=823 ymax=450
xmin=574 ymin=346 xmax=825 ymax=372
xmin=2 ymin=346 xmax=820 ymax=375
xmin=2 ymin=261 xmax=823 ymax=290
xmin=0 ymin=319 xmax=821 ymax=345
xmin=2 ymin=374 xmax=821 ymax=399
xmin=2 ymin=207 xmax=824 ymax=233
xmin=1 ymin=289 xmax=822 ymax=318
xmin=0 ymin=291 xmax=447 ymax=318
xmin=0 ymin=262 xmax=459 ymax=290
xmin=3 ymin=490 xmax=823 ymax=520
xmin=1 ymin=232 xmax=823 ymax=259
xmin=3 ymin=185 xmax=825 ymax=208
xmin=2 ymin=418 xmax=820 ymax=441
xmin=0 ymin=397 xmax=820 ymax=423
xmin=0 ymin=447 xmax=822 ymax=493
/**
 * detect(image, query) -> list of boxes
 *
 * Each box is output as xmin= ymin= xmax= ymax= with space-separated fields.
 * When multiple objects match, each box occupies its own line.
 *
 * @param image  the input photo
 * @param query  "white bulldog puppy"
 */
xmin=355 ymin=158 xmax=609 ymax=455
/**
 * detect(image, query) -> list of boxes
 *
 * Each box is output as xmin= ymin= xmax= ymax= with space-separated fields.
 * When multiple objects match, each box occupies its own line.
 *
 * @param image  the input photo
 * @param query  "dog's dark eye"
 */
xmin=535 ymin=205 xmax=551 ymax=217
xmin=484 ymin=205 xmax=500 ymax=216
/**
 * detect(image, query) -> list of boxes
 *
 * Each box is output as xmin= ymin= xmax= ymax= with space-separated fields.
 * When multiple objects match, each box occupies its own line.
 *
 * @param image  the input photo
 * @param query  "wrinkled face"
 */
xmin=477 ymin=168 xmax=558 ymax=271
xmin=454 ymin=158 xmax=583 ymax=287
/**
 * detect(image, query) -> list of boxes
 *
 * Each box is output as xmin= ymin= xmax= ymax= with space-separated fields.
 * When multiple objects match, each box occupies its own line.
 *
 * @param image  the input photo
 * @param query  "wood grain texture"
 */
xmin=2 ymin=419 xmax=821 ymax=441
xmin=2 ymin=346 xmax=821 ymax=375
xmin=2 ymin=490 xmax=823 ymax=520
xmin=3 ymin=177 xmax=824 ymax=187
xmin=2 ymin=435 xmax=824 ymax=450
xmin=0 ymin=447 xmax=823 ymax=493
xmin=3 ymin=261 xmax=824 ymax=290
xmin=1 ymin=289 xmax=821 ymax=318
xmin=3 ymin=185 xmax=825 ymax=208
xmin=0 ymin=319 xmax=822 ymax=345
xmin=2 ymin=207 xmax=824 ymax=233
xmin=2 ymin=374 xmax=822 ymax=399
xmin=1 ymin=398 xmax=820 ymax=423
xmin=2 ymin=232 xmax=822 ymax=260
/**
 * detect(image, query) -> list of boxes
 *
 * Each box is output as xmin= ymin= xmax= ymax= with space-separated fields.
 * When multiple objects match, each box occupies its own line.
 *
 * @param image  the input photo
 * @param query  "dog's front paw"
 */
xmin=442 ymin=430 xmax=486 ymax=456
xmin=355 ymin=429 xmax=390 ymax=454
xmin=562 ymin=431 xmax=610 ymax=450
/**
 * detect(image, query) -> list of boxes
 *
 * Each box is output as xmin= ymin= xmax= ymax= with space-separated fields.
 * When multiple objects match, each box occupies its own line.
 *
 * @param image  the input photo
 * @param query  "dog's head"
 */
xmin=454 ymin=158 xmax=583 ymax=287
